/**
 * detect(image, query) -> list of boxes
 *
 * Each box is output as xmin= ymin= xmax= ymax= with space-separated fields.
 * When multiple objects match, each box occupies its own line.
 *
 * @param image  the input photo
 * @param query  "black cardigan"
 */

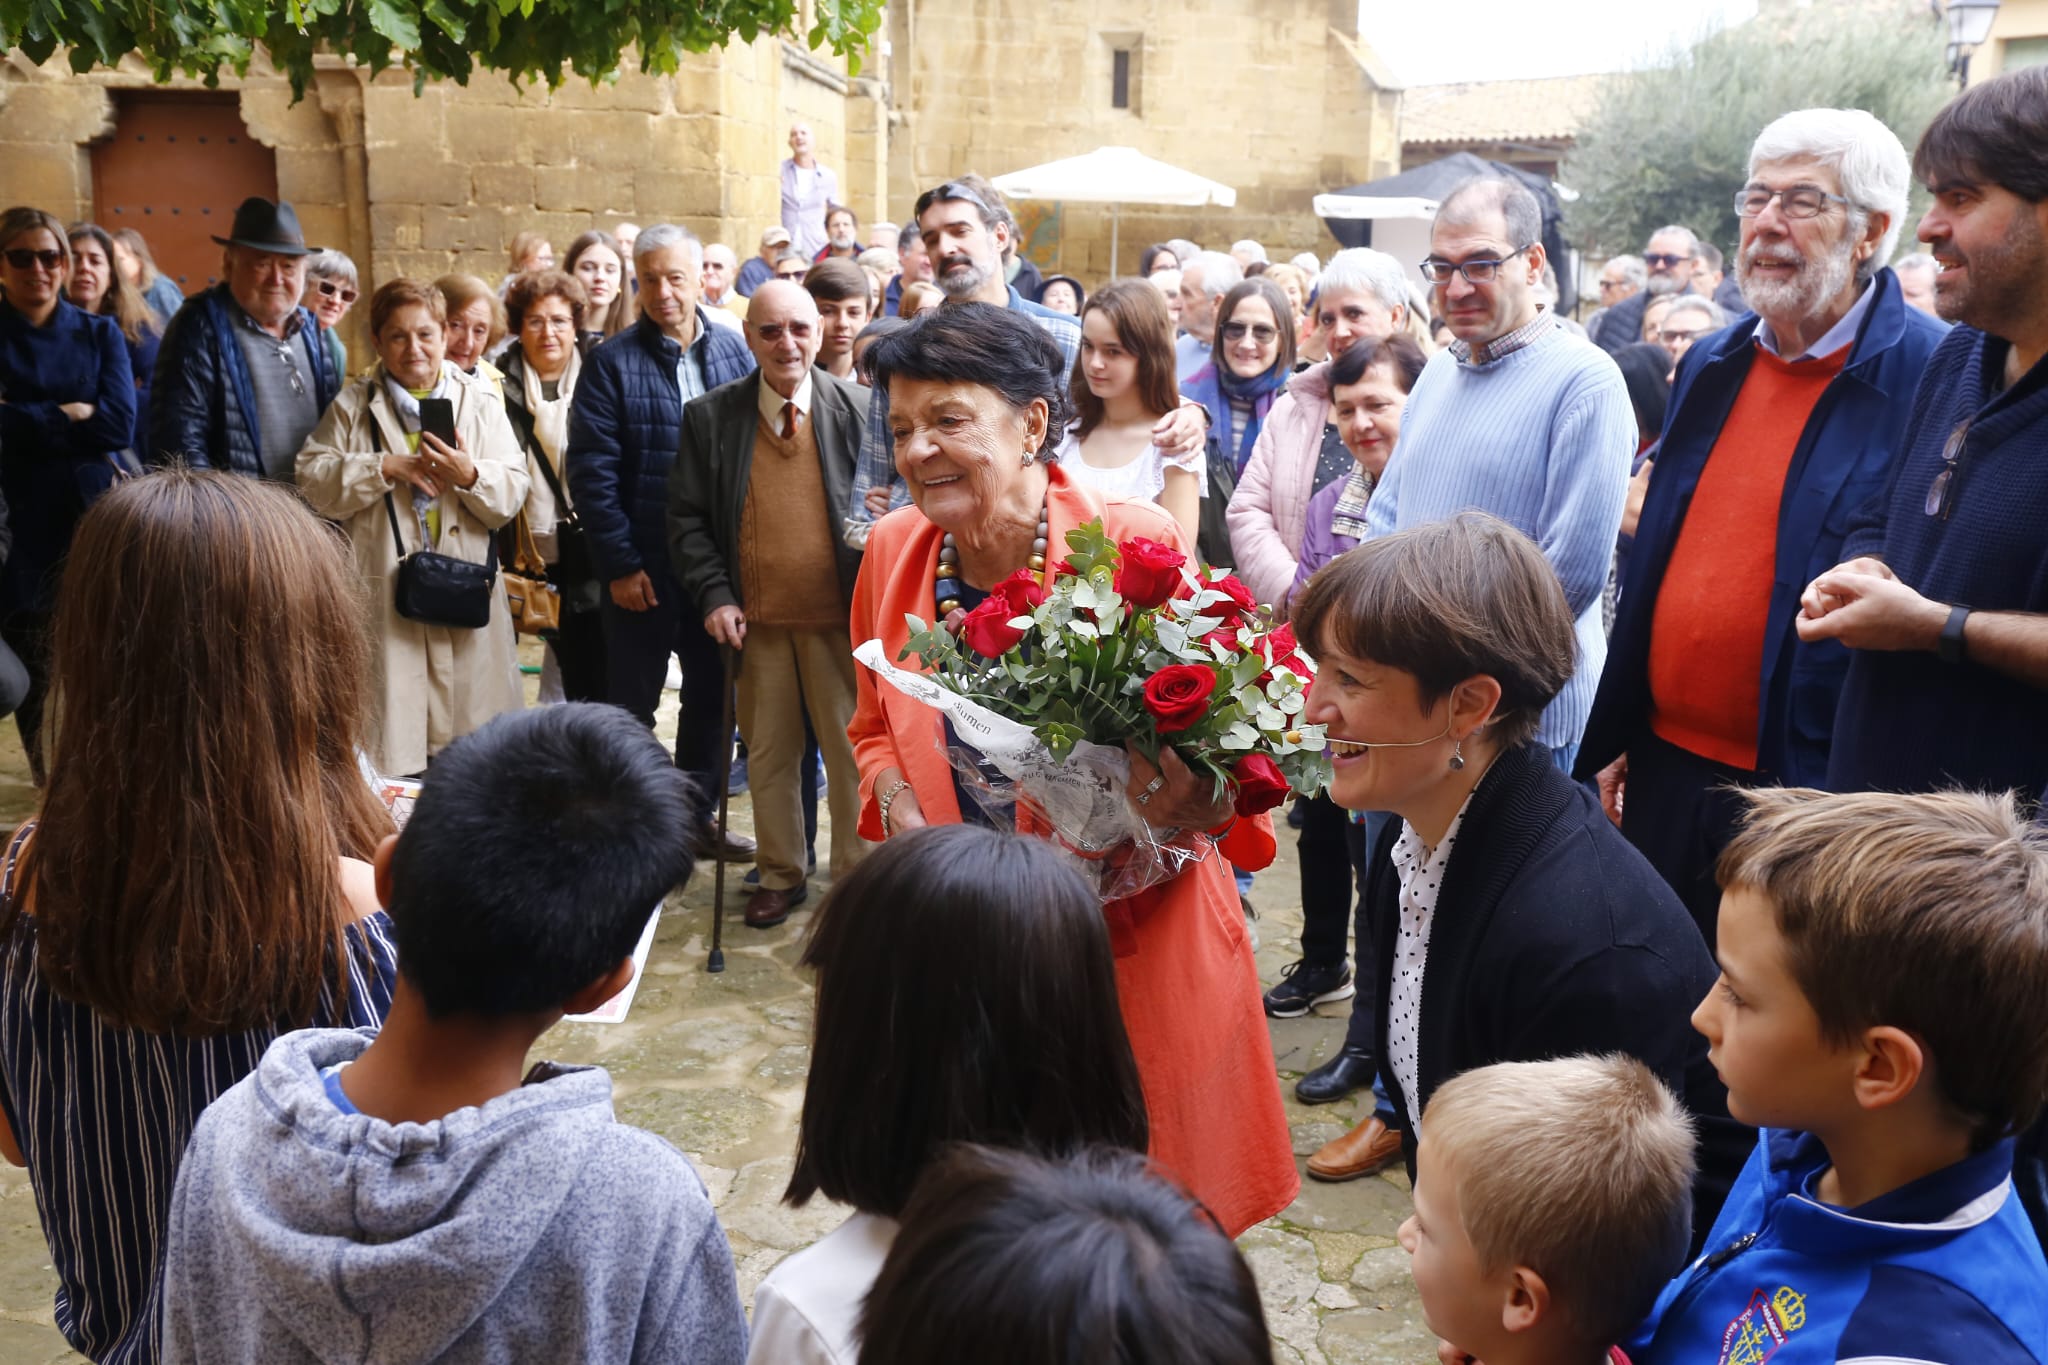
xmin=1365 ymin=742 xmax=1752 ymax=1240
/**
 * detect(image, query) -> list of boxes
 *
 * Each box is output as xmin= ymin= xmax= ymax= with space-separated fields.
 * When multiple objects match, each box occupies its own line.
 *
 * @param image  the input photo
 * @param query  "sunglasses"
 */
xmin=1643 ymin=252 xmax=1695 ymax=269
xmin=1925 ymin=418 xmax=1971 ymax=519
xmin=1221 ymin=322 xmax=1279 ymax=344
xmin=314 ymin=279 xmax=359 ymax=304
xmin=4 ymin=248 xmax=64 ymax=271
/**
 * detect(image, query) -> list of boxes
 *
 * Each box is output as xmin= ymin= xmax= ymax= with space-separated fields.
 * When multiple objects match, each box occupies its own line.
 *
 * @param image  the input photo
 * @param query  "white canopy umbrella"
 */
xmin=993 ymin=147 xmax=1238 ymax=277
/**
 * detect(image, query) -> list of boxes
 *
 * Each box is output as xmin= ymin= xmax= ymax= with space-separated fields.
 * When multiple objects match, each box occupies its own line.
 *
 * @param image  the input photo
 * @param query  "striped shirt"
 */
xmin=0 ymin=824 xmax=397 ymax=1364
xmin=1366 ymin=320 xmax=1634 ymax=749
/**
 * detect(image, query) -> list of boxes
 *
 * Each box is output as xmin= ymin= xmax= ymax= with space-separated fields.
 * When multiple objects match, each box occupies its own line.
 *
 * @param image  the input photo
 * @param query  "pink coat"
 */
xmin=1224 ymin=360 xmax=1332 ymax=609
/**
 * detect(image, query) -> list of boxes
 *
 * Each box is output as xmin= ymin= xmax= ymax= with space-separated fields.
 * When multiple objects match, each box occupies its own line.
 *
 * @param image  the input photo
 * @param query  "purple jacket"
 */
xmin=1291 ymin=476 xmax=1359 ymax=603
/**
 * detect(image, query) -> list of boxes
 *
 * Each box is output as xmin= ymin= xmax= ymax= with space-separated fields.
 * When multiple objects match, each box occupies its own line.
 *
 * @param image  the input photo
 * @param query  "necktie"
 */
xmin=781 ymin=401 xmax=798 ymax=441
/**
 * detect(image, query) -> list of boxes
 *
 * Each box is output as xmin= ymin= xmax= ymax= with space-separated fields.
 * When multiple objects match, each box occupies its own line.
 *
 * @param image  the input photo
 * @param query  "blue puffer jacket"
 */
xmin=148 ymin=285 xmax=338 ymax=478
xmin=566 ymin=312 xmax=754 ymax=582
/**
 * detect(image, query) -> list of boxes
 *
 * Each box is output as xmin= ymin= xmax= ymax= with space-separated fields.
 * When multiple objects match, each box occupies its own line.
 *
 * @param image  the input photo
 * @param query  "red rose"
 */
xmin=1206 ymin=574 xmax=1258 ymax=624
xmin=1259 ymin=623 xmax=1311 ymax=683
xmin=1198 ymin=625 xmax=1242 ymax=657
xmin=959 ymin=595 xmax=1029 ymax=657
xmin=992 ymin=567 xmax=1048 ymax=615
xmin=1115 ymin=537 xmax=1187 ymax=609
xmin=1231 ymin=753 xmax=1292 ymax=816
xmin=1141 ymin=663 xmax=1217 ymax=733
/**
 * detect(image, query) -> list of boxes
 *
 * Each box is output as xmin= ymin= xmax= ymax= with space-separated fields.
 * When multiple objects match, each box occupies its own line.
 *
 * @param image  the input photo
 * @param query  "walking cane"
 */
xmin=708 ymin=641 xmax=740 ymax=974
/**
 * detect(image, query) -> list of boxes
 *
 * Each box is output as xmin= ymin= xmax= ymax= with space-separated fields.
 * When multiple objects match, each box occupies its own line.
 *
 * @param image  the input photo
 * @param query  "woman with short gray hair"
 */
xmin=301 ymin=247 xmax=359 ymax=378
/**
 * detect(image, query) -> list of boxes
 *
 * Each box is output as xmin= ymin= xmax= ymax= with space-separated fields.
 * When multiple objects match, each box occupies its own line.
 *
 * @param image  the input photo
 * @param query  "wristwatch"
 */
xmin=1938 ymin=604 xmax=1971 ymax=665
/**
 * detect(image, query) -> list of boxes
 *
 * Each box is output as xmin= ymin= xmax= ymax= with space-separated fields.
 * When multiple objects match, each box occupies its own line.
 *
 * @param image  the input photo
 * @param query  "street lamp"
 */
xmin=1937 ymin=0 xmax=2003 ymax=80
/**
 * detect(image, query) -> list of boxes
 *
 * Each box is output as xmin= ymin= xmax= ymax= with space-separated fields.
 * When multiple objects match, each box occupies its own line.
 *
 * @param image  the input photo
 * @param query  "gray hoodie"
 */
xmin=160 ymin=1028 xmax=746 ymax=1364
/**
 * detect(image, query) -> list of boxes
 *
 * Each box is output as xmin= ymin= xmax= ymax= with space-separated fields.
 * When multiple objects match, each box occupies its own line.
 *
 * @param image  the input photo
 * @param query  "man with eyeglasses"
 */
xmin=1591 ymin=225 xmax=1703 ymax=354
xmin=1365 ymin=176 xmax=1634 ymax=776
xmin=667 ymin=280 xmax=867 ymax=928
xmin=1585 ymin=253 xmax=1645 ymax=339
xmin=842 ymin=175 xmax=1206 ymax=547
xmin=1796 ymin=67 xmax=2048 ymax=811
xmin=149 ymin=197 xmax=340 ymax=479
xmin=1577 ymin=108 xmax=1946 ymax=945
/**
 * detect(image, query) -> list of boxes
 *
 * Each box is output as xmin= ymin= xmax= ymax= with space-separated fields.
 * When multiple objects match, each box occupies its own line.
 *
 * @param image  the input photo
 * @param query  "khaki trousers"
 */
xmin=735 ymin=623 xmax=868 ymax=890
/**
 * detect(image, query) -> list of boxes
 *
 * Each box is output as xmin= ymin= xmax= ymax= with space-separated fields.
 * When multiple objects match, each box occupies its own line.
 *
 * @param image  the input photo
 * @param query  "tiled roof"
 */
xmin=1399 ymin=74 xmax=1610 ymax=147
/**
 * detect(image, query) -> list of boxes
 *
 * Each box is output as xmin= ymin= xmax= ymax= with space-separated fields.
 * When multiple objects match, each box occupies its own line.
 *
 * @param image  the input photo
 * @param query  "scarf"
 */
xmin=519 ymin=348 xmax=581 ymax=562
xmin=380 ymin=364 xmax=457 ymax=546
xmin=1189 ymin=360 xmax=1288 ymax=474
xmin=1330 ymin=465 xmax=1376 ymax=542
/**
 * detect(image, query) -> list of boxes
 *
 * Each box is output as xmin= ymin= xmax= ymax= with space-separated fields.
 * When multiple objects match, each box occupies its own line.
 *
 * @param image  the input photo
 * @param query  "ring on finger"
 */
xmin=1136 ymin=774 xmax=1166 ymax=806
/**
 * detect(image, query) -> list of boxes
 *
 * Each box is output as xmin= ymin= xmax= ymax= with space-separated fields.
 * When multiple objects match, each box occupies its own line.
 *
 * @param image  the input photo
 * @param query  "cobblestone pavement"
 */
xmin=0 ymin=665 xmax=1432 ymax=1363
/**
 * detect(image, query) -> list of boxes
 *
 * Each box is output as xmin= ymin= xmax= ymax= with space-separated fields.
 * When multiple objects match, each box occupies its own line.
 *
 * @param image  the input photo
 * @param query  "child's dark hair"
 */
xmin=784 ymin=826 xmax=1149 ymax=1217
xmin=386 ymin=704 xmax=698 ymax=1017
xmin=856 ymin=1144 xmax=1275 ymax=1365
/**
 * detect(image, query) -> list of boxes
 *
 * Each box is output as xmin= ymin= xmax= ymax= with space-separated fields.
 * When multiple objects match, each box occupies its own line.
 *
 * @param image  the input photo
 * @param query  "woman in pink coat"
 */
xmin=1225 ymin=247 xmax=1414 ymax=609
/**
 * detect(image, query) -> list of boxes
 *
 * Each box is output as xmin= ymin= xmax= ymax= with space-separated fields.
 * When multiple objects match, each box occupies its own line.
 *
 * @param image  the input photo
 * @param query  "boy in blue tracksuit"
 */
xmin=1631 ymin=787 xmax=2048 ymax=1364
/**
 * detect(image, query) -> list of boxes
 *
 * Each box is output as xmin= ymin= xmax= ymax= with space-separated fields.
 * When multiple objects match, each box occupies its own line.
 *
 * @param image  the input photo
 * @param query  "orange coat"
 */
xmin=848 ymin=466 xmax=1300 ymax=1235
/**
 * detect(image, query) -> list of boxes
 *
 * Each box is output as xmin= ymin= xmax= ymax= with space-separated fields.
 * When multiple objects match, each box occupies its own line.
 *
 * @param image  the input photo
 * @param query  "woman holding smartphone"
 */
xmin=295 ymin=277 xmax=529 ymax=777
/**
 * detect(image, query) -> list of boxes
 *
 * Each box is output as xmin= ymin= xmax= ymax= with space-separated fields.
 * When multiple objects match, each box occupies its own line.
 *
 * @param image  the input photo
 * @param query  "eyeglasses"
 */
xmin=4 ymin=248 xmax=64 ymax=271
xmin=1734 ymin=185 xmax=1851 ymax=219
xmin=1925 ymin=418 xmax=1970 ymax=519
xmin=314 ymin=279 xmax=358 ymax=304
xmin=1659 ymin=327 xmax=1706 ymax=345
xmin=271 ymin=340 xmax=306 ymax=399
xmin=752 ymin=322 xmax=815 ymax=342
xmin=1419 ymin=244 xmax=1532 ymax=285
xmin=1598 ymin=277 xmax=1631 ymax=291
xmin=1221 ymin=321 xmax=1278 ymax=344
xmin=522 ymin=314 xmax=576 ymax=333
xmin=1642 ymin=252 xmax=1695 ymax=269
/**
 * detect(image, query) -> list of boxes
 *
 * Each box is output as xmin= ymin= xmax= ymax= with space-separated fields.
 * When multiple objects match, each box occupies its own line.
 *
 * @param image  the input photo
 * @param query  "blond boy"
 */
xmin=1632 ymin=787 xmax=2048 ymax=1363
xmin=1399 ymin=1055 xmax=1696 ymax=1365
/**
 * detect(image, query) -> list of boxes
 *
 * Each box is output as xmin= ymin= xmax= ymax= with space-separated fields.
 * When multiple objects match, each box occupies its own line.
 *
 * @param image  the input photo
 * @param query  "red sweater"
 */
xmin=1648 ymin=344 xmax=1847 ymax=769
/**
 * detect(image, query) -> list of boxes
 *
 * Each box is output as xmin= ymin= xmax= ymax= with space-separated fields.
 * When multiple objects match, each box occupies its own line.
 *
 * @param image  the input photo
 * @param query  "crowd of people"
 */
xmin=0 ymin=61 xmax=2045 ymax=1364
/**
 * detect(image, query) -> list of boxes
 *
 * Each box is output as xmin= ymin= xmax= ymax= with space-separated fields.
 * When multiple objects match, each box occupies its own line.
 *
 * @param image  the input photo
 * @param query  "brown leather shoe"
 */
xmin=695 ymin=821 xmax=758 ymax=863
xmin=1306 ymin=1117 xmax=1404 ymax=1182
xmin=743 ymin=883 xmax=808 ymax=929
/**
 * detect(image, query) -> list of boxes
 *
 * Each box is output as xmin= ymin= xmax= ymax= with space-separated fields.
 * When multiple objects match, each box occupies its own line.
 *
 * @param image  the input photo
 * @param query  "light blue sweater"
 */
xmin=160 ymin=1028 xmax=747 ymax=1365
xmin=1366 ymin=323 xmax=1634 ymax=749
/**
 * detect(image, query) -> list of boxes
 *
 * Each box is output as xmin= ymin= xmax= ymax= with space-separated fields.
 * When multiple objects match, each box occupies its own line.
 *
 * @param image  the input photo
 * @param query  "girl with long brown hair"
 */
xmin=1059 ymin=278 xmax=1202 ymax=539
xmin=0 ymin=468 xmax=398 ymax=1365
xmin=562 ymin=229 xmax=632 ymax=344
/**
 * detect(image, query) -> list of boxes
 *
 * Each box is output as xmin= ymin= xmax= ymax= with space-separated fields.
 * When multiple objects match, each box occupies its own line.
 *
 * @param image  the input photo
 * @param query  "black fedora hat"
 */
xmin=210 ymin=197 xmax=314 ymax=256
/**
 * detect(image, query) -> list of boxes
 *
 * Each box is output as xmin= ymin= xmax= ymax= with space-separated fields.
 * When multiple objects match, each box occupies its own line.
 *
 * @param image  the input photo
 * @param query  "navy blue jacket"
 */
xmin=148 ymin=285 xmax=338 ymax=478
xmin=1365 ymin=742 xmax=1752 ymax=1245
xmin=0 ymin=298 xmax=137 ymax=613
xmin=565 ymin=311 xmax=754 ymax=584
xmin=1578 ymin=269 xmax=1946 ymax=787
xmin=1827 ymin=323 xmax=2048 ymax=797
xmin=1632 ymin=1130 xmax=2048 ymax=1364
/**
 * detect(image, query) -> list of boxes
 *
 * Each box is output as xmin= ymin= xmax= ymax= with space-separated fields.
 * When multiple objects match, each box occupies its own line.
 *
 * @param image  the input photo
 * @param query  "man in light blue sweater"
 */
xmin=1366 ymin=178 xmax=1635 ymax=770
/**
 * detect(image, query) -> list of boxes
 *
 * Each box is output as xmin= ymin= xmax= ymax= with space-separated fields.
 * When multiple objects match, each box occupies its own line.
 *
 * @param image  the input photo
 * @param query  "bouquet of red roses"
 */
xmin=854 ymin=521 xmax=1330 ymax=900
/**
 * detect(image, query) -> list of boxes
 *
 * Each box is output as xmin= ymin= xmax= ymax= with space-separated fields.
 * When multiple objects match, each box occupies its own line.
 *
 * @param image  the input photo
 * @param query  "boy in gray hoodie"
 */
xmin=159 ymin=704 xmax=747 ymax=1364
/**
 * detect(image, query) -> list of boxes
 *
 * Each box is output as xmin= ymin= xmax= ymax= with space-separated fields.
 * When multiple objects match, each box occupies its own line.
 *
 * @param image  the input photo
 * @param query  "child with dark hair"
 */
xmin=748 ymin=825 xmax=1151 ymax=1364
xmin=857 ymin=1144 xmax=1274 ymax=1365
xmin=159 ymin=704 xmax=746 ymax=1365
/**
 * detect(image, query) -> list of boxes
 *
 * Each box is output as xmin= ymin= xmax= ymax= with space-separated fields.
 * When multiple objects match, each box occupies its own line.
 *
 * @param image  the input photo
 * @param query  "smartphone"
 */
xmin=419 ymin=397 xmax=457 ymax=449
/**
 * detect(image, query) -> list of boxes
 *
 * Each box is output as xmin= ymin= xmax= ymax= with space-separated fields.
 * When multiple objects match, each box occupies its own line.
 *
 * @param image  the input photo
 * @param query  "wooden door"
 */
xmin=90 ymin=93 xmax=279 ymax=293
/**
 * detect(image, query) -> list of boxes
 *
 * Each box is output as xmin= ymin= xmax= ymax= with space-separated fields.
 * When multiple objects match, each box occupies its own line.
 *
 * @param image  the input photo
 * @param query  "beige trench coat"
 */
xmin=297 ymin=364 xmax=530 ymax=776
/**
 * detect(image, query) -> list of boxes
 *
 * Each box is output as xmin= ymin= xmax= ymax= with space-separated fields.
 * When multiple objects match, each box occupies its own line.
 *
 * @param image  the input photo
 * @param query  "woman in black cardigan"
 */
xmin=1292 ymin=511 xmax=1749 ymax=1243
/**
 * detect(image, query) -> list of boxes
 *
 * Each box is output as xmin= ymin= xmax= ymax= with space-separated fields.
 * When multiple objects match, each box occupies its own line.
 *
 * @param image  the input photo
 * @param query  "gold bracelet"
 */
xmin=877 ymin=778 xmax=911 ymax=836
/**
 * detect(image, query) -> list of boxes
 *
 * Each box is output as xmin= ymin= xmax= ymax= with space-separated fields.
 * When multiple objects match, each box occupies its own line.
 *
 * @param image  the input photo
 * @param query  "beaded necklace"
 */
xmin=935 ymin=498 xmax=1050 ymax=616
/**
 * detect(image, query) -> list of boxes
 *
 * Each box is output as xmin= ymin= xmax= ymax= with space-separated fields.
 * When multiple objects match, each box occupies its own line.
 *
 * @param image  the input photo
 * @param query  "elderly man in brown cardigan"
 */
xmin=667 ymin=280 xmax=869 ymax=928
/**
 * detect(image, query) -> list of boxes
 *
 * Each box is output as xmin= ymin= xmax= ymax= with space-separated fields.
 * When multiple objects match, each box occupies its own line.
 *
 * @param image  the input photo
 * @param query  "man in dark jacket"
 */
xmin=567 ymin=223 xmax=757 ymax=861
xmin=1591 ymin=225 xmax=1701 ymax=354
xmin=149 ymin=198 xmax=338 ymax=478
xmin=667 ymin=282 xmax=866 ymax=928
xmin=1577 ymin=109 xmax=1946 ymax=945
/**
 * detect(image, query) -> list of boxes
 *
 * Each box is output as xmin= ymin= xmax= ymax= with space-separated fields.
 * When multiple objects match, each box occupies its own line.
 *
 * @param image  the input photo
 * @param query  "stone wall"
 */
xmin=888 ymin=0 xmax=1401 ymax=280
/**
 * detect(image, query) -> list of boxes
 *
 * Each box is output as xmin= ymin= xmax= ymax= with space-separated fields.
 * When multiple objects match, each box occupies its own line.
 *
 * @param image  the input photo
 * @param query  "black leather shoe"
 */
xmin=1295 ymin=1046 xmax=1378 ymax=1105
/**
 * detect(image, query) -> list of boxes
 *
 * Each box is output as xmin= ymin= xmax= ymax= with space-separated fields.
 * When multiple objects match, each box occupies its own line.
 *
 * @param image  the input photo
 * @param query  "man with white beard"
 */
xmin=1575 ymin=108 xmax=1947 ymax=945
xmin=1592 ymin=224 xmax=1702 ymax=353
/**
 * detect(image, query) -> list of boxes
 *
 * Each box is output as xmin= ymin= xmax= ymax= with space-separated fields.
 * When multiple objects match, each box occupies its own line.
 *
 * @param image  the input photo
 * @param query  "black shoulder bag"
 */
xmin=370 ymin=411 xmax=497 ymax=631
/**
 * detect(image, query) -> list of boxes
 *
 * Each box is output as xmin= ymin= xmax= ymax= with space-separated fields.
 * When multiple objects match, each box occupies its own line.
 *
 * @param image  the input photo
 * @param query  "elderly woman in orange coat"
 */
xmin=847 ymin=304 xmax=1299 ymax=1235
